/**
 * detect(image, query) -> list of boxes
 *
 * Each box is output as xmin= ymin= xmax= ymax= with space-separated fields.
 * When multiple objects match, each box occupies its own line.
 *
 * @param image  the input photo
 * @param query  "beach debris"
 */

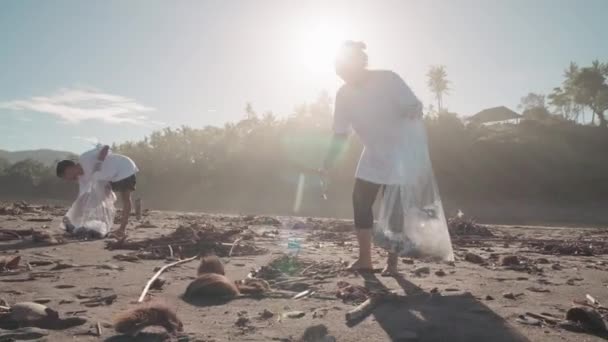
xmin=565 ymin=307 xmax=607 ymax=333
xmin=113 ymin=302 xmax=183 ymax=336
xmin=32 ymin=299 xmax=52 ymax=305
xmin=294 ymin=290 xmax=313 ymax=300
xmin=50 ymin=262 xmax=77 ymax=271
xmin=9 ymin=302 xmax=59 ymax=322
xmin=345 ymin=292 xmax=394 ymax=323
xmin=139 ymin=256 xmax=198 ymax=303
xmin=448 ymin=216 xmax=494 ymax=237
xmin=235 ymin=312 xmax=251 ymax=327
xmin=336 ymin=281 xmax=370 ymax=304
xmin=464 ymin=252 xmax=484 ymax=264
xmin=259 ymin=309 xmax=274 ymax=320
xmin=0 ymin=256 xmax=21 ymax=271
xmin=312 ymin=308 xmax=329 ymax=319
xmin=529 ymin=240 xmax=604 ymax=256
xmin=106 ymin=224 xmax=267 ymax=258
xmin=503 ymin=292 xmax=524 ymax=300
xmin=283 ymin=311 xmax=306 ymax=319
xmin=25 ymin=217 xmax=53 ymax=222
xmin=435 ymin=269 xmax=447 ymax=277
xmin=32 ymin=230 xmax=63 ymax=245
xmin=150 ymin=276 xmax=166 ymax=290
xmin=501 ymin=255 xmax=520 ymax=266
xmin=516 ymin=315 xmax=542 ymax=326
xmin=97 ymin=263 xmax=124 ymax=271
xmin=566 ymin=277 xmax=584 ymax=286
xmin=551 ymin=263 xmax=563 ymax=270
xmin=586 ymin=294 xmax=600 ymax=306
xmin=0 ymin=327 xmax=49 ymax=340
xmin=527 ymin=287 xmax=550 ymax=293
xmin=413 ymin=266 xmax=430 ymax=276
xmin=401 ymin=258 xmax=414 ymax=265
xmin=80 ymin=295 xmax=117 ymax=307
xmin=113 ymin=254 xmax=140 ymax=262
xmin=95 ymin=321 xmax=102 ymax=336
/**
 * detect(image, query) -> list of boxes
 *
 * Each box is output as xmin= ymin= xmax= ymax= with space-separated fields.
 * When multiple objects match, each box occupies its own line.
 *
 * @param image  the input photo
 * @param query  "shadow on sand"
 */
xmin=351 ymin=272 xmax=531 ymax=342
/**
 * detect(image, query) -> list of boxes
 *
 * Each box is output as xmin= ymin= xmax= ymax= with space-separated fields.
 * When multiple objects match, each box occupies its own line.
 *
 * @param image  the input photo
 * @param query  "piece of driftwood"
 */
xmin=525 ymin=312 xmax=558 ymax=325
xmin=80 ymin=295 xmax=117 ymax=306
xmin=229 ymin=238 xmax=243 ymax=257
xmin=137 ymin=256 xmax=198 ymax=303
xmin=0 ymin=229 xmax=34 ymax=239
xmin=345 ymin=292 xmax=396 ymax=323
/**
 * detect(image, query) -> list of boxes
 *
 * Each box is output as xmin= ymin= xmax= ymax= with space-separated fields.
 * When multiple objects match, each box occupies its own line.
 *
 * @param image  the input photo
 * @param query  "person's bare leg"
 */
xmin=346 ymin=228 xmax=373 ymax=270
xmin=110 ymin=190 xmax=131 ymax=239
xmin=381 ymin=252 xmax=399 ymax=276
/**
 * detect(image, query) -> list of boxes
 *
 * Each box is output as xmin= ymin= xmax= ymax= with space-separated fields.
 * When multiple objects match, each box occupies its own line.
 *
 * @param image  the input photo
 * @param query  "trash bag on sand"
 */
xmin=372 ymin=120 xmax=454 ymax=261
xmin=62 ymin=175 xmax=116 ymax=239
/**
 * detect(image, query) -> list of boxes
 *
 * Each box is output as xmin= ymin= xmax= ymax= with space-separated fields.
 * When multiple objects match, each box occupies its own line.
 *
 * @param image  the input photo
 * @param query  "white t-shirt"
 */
xmin=78 ymin=147 xmax=139 ymax=194
xmin=333 ymin=70 xmax=424 ymax=185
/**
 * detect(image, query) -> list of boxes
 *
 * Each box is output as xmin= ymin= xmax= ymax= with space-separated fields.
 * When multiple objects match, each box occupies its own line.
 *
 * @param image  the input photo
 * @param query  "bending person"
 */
xmin=56 ymin=145 xmax=139 ymax=239
xmin=321 ymin=41 xmax=424 ymax=275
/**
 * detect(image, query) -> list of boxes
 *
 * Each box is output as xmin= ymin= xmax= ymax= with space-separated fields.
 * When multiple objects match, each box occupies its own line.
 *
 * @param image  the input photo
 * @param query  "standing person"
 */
xmin=56 ymin=145 xmax=139 ymax=239
xmin=321 ymin=41 xmax=425 ymax=275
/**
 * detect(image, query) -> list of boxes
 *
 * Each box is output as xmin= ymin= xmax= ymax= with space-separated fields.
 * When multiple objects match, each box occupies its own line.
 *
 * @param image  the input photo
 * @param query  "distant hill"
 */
xmin=0 ymin=149 xmax=76 ymax=165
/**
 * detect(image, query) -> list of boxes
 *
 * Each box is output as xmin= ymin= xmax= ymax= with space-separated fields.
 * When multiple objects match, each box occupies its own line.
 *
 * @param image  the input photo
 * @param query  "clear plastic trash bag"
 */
xmin=372 ymin=120 xmax=454 ymax=261
xmin=62 ymin=175 xmax=116 ymax=239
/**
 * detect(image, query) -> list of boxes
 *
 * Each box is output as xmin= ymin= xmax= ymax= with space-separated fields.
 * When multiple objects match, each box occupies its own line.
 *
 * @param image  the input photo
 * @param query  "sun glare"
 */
xmin=294 ymin=21 xmax=348 ymax=74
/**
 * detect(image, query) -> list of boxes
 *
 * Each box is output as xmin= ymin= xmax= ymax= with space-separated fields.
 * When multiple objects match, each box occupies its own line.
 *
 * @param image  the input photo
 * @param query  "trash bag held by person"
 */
xmin=56 ymin=144 xmax=139 ymax=239
xmin=321 ymin=41 xmax=454 ymax=276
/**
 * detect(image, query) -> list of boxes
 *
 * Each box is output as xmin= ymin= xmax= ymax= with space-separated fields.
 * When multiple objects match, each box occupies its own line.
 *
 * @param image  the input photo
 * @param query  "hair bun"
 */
xmin=343 ymin=40 xmax=366 ymax=51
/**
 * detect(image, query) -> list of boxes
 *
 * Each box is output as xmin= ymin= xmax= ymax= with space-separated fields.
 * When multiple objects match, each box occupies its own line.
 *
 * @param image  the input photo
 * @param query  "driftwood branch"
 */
xmin=137 ymin=256 xmax=198 ymax=303
xmin=345 ymin=292 xmax=397 ymax=323
xmin=229 ymin=238 xmax=243 ymax=257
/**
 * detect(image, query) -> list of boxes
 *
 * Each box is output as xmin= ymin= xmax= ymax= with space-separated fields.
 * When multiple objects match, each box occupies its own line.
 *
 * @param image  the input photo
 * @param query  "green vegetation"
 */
xmin=1 ymin=61 xmax=607 ymax=222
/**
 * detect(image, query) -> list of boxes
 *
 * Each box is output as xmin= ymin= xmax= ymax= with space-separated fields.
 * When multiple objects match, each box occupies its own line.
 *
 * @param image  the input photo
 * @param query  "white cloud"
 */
xmin=0 ymin=88 xmax=156 ymax=125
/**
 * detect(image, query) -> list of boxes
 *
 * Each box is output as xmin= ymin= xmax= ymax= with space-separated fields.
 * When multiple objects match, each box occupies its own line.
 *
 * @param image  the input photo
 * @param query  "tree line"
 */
xmin=1 ymin=61 xmax=607 ymax=222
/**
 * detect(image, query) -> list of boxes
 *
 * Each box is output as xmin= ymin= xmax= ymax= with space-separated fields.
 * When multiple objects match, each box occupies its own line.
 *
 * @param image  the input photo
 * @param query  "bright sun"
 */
xmin=294 ymin=21 xmax=348 ymax=74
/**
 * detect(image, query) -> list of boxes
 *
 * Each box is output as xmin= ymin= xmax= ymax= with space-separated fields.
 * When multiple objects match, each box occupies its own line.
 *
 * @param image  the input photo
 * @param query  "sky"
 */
xmin=1 ymin=0 xmax=606 ymax=153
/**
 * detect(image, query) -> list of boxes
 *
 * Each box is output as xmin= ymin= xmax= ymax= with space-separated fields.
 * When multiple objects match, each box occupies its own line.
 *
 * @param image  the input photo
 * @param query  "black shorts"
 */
xmin=353 ymin=178 xmax=407 ymax=231
xmin=110 ymin=174 xmax=136 ymax=193
xmin=352 ymin=178 xmax=384 ymax=229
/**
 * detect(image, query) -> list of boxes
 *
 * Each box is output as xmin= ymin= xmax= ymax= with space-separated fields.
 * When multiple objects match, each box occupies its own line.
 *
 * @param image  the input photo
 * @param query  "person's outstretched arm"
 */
xmin=322 ymin=133 xmax=348 ymax=172
xmin=322 ymin=89 xmax=350 ymax=173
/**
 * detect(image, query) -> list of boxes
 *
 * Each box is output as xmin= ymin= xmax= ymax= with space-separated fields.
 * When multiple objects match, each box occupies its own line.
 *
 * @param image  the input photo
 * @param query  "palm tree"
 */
xmin=427 ymin=65 xmax=450 ymax=112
